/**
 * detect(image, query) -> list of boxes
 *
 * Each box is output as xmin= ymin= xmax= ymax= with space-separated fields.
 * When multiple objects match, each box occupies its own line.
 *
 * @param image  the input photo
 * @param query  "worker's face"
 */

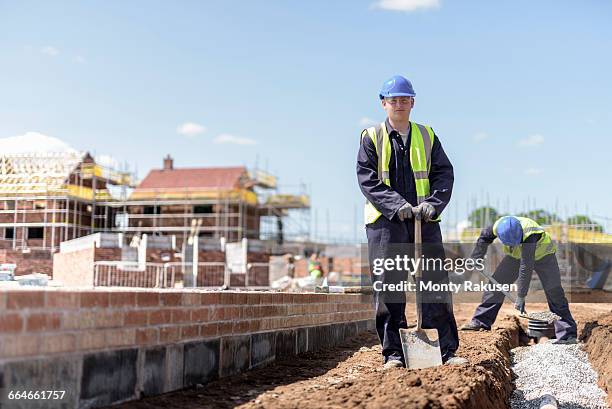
xmin=382 ymin=97 xmax=414 ymax=121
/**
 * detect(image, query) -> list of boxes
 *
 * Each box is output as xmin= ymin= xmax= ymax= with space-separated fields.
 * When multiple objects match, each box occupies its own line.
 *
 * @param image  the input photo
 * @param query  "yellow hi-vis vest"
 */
xmin=492 ymin=216 xmax=556 ymax=260
xmin=362 ymin=121 xmax=439 ymax=225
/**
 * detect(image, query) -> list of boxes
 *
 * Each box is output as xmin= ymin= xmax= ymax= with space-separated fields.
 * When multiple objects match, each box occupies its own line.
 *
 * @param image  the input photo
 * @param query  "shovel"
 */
xmin=399 ymin=216 xmax=443 ymax=369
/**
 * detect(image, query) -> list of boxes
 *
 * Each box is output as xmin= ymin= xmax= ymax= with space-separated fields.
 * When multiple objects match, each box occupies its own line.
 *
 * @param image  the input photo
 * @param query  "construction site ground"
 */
xmin=112 ymin=301 xmax=612 ymax=409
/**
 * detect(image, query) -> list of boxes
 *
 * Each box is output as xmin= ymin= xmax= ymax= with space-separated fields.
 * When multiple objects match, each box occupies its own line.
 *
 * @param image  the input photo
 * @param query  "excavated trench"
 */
xmin=112 ymin=304 xmax=611 ymax=409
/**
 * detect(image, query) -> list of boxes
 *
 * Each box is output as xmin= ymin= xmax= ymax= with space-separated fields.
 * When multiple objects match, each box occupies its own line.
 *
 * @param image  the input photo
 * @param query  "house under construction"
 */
xmin=0 ymin=151 xmax=134 ymax=252
xmin=0 ymin=152 xmax=310 ymax=274
xmin=101 ymin=156 xmax=310 ymax=247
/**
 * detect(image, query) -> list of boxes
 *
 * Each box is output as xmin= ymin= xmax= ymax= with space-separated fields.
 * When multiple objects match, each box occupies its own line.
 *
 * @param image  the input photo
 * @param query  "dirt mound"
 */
xmin=581 ymin=312 xmax=612 ymax=407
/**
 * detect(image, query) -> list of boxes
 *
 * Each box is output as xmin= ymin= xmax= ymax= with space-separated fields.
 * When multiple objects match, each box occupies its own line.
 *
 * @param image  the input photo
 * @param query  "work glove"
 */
xmin=412 ymin=202 xmax=436 ymax=222
xmin=514 ymin=296 xmax=526 ymax=314
xmin=397 ymin=202 xmax=413 ymax=221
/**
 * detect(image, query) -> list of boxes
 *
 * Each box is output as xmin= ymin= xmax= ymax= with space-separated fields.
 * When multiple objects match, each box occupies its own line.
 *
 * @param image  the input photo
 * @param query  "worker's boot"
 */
xmin=383 ymin=356 xmax=404 ymax=369
xmin=459 ymin=320 xmax=489 ymax=331
xmin=444 ymin=354 xmax=469 ymax=366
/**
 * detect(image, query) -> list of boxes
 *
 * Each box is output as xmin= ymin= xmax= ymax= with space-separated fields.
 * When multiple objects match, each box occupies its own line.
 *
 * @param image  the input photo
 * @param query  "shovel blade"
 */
xmin=400 ymin=328 xmax=443 ymax=369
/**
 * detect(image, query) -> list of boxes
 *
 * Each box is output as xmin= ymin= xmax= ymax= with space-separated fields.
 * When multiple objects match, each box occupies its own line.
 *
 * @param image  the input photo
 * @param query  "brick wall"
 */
xmin=0 ymin=289 xmax=374 ymax=408
xmin=0 ymin=249 xmax=54 ymax=276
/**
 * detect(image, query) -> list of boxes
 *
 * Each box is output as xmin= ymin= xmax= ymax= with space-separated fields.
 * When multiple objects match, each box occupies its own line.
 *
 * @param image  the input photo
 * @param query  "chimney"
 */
xmin=163 ymin=155 xmax=173 ymax=170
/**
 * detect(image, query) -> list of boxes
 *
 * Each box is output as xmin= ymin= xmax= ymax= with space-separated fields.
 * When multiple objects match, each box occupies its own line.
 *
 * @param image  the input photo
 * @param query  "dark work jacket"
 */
xmin=356 ymin=118 xmax=454 ymax=221
xmin=470 ymin=226 xmax=541 ymax=298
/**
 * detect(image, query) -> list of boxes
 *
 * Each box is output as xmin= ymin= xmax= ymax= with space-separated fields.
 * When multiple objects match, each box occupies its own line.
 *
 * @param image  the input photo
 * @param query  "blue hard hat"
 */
xmin=379 ymin=75 xmax=416 ymax=100
xmin=497 ymin=216 xmax=523 ymax=246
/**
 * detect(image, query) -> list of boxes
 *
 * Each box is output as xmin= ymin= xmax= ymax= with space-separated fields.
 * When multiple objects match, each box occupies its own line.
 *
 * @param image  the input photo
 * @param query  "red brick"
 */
xmin=79 ymin=291 xmax=109 ymax=308
xmin=136 ymin=292 xmax=160 ymax=307
xmin=149 ymin=309 xmax=171 ymax=325
xmin=136 ymin=328 xmax=158 ymax=345
xmin=159 ymin=326 xmax=180 ymax=343
xmin=232 ymin=320 xmax=249 ymax=334
xmin=161 ymin=292 xmax=182 ymax=307
xmin=171 ymin=309 xmax=190 ymax=324
xmin=78 ymin=330 xmax=106 ymax=350
xmin=209 ymin=306 xmax=224 ymax=321
xmin=248 ymin=320 xmax=261 ymax=332
xmin=105 ymin=329 xmax=135 ymax=347
xmin=190 ymin=308 xmax=210 ymax=322
xmin=245 ymin=293 xmax=261 ymax=305
xmin=0 ymin=334 xmax=40 ymax=357
xmin=218 ymin=322 xmax=232 ymax=336
xmin=200 ymin=323 xmax=218 ymax=337
xmin=201 ymin=292 xmax=219 ymax=305
xmin=124 ymin=310 xmax=148 ymax=326
xmin=218 ymin=293 xmax=232 ymax=305
xmin=25 ymin=312 xmax=61 ymax=332
xmin=40 ymin=333 xmax=76 ymax=354
xmin=230 ymin=293 xmax=247 ymax=305
xmin=7 ymin=291 xmax=45 ymax=309
xmin=182 ymin=293 xmax=201 ymax=306
xmin=180 ymin=325 xmax=200 ymax=339
xmin=95 ymin=310 xmax=124 ymax=328
xmin=0 ymin=313 xmax=23 ymax=332
xmin=109 ymin=292 xmax=136 ymax=307
xmin=46 ymin=292 xmax=80 ymax=309
xmin=0 ymin=292 xmax=7 ymax=310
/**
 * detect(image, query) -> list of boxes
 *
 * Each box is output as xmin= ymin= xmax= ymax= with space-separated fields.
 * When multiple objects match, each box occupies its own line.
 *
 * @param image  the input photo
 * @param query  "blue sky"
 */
xmin=1 ymin=0 xmax=612 ymax=241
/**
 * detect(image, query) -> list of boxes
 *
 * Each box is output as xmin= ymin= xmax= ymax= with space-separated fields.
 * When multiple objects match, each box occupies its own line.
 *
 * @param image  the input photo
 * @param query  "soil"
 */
xmin=111 ymin=303 xmax=611 ymax=409
xmin=581 ymin=311 xmax=612 ymax=407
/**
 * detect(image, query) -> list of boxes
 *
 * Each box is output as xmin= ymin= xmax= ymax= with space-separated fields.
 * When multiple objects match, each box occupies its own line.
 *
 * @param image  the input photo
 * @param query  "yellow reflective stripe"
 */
xmin=416 ymin=124 xmax=432 ymax=171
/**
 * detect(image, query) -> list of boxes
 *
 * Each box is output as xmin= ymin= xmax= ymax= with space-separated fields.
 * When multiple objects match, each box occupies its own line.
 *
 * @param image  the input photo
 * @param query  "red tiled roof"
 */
xmin=135 ymin=166 xmax=247 ymax=190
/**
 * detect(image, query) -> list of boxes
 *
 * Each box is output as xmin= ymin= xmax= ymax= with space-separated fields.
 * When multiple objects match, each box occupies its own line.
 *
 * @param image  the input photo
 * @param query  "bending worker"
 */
xmin=356 ymin=75 xmax=466 ymax=368
xmin=461 ymin=215 xmax=578 ymax=342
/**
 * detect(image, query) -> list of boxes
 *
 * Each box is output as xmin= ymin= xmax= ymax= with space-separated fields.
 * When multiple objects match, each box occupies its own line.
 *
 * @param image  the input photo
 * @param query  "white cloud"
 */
xmin=518 ymin=133 xmax=544 ymax=147
xmin=524 ymin=168 xmax=542 ymax=175
xmin=176 ymin=122 xmax=206 ymax=137
xmin=0 ymin=132 xmax=77 ymax=154
xmin=473 ymin=132 xmax=489 ymax=142
xmin=213 ymin=133 xmax=257 ymax=146
xmin=41 ymin=46 xmax=59 ymax=56
xmin=371 ymin=0 xmax=440 ymax=12
xmin=74 ymin=55 xmax=86 ymax=64
xmin=359 ymin=117 xmax=377 ymax=127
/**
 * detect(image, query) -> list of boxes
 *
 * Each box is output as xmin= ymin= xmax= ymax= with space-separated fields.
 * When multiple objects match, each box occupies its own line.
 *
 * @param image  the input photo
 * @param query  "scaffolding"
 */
xmin=0 ymin=153 xmax=310 ymax=253
xmin=0 ymin=152 xmax=134 ymax=252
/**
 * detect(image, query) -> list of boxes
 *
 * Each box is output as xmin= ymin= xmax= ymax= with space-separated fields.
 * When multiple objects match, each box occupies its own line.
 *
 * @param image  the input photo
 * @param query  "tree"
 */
xmin=566 ymin=214 xmax=603 ymax=232
xmin=468 ymin=206 xmax=499 ymax=228
xmin=517 ymin=209 xmax=562 ymax=225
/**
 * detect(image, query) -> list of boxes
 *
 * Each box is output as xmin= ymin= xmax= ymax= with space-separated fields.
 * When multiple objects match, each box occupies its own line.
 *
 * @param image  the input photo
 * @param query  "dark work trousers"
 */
xmin=471 ymin=253 xmax=577 ymax=340
xmin=366 ymin=216 xmax=459 ymax=363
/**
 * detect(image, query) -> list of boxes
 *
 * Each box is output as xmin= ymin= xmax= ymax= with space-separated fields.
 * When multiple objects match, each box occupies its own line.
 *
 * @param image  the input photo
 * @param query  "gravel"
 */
xmin=525 ymin=311 xmax=562 ymax=323
xmin=510 ymin=342 xmax=609 ymax=409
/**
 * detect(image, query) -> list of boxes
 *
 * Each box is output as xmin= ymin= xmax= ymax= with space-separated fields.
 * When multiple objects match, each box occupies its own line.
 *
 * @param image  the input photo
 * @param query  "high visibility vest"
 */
xmin=492 ymin=216 xmax=556 ymax=260
xmin=362 ymin=121 xmax=439 ymax=225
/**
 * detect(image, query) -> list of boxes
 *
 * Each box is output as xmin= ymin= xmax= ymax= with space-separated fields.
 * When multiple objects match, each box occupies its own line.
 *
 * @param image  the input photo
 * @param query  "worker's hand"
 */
xmin=412 ymin=202 xmax=436 ymax=222
xmin=514 ymin=296 xmax=526 ymax=314
xmin=397 ymin=202 xmax=413 ymax=221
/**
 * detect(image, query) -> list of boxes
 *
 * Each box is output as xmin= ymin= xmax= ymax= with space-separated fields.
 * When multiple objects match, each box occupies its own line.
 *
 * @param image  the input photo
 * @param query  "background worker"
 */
xmin=461 ymin=216 xmax=578 ymax=342
xmin=356 ymin=75 xmax=465 ymax=368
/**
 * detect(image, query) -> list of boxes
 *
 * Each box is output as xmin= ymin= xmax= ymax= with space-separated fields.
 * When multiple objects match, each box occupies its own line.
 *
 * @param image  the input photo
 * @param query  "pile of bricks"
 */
xmin=0 ymin=288 xmax=374 ymax=407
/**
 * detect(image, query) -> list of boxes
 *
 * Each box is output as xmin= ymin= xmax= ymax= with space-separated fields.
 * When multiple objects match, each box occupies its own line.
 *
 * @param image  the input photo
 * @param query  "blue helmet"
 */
xmin=379 ymin=75 xmax=416 ymax=100
xmin=496 ymin=216 xmax=523 ymax=246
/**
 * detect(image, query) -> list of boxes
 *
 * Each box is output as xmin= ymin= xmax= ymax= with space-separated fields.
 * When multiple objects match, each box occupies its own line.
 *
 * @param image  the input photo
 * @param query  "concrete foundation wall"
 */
xmin=0 ymin=289 xmax=374 ymax=408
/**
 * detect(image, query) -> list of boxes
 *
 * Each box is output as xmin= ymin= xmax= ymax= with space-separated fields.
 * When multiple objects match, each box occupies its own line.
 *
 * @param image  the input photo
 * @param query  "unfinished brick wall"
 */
xmin=0 ymin=289 xmax=374 ymax=408
xmin=0 ymin=249 xmax=54 ymax=276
